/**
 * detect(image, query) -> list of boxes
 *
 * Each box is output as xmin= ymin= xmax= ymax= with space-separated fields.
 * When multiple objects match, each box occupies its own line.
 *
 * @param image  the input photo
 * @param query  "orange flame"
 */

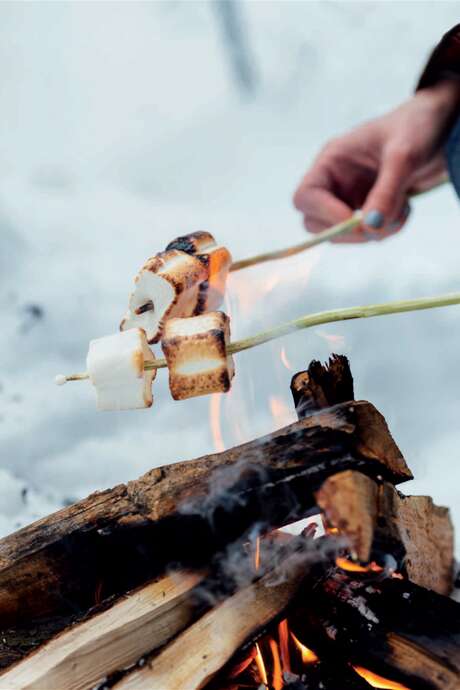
xmin=352 ymin=666 xmax=411 ymax=689
xmin=269 ymin=395 xmax=294 ymax=428
xmin=315 ymin=330 xmax=346 ymax=347
xmin=229 ymin=649 xmax=256 ymax=678
xmin=269 ymin=638 xmax=283 ymax=690
xmin=209 ymin=393 xmax=225 ymax=452
xmin=335 ymin=557 xmax=383 ymax=574
xmin=278 ymin=619 xmax=291 ymax=673
xmin=254 ymin=643 xmax=268 ymax=686
xmin=291 ymin=632 xmax=319 ymax=664
xmin=254 ymin=536 xmax=261 ymax=572
xmin=280 ymin=347 xmax=293 ymax=371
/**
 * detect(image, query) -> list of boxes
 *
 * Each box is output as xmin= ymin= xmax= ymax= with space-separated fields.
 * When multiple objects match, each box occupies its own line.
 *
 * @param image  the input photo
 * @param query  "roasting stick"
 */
xmin=56 ymin=291 xmax=460 ymax=383
xmin=230 ymin=177 xmax=449 ymax=272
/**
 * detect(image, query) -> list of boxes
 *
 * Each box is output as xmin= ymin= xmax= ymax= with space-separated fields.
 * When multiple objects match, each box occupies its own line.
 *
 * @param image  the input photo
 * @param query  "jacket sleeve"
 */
xmin=417 ymin=24 xmax=460 ymax=90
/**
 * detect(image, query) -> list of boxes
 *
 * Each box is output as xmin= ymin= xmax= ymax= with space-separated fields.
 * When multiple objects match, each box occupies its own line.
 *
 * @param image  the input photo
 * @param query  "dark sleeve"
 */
xmin=417 ymin=24 xmax=460 ymax=90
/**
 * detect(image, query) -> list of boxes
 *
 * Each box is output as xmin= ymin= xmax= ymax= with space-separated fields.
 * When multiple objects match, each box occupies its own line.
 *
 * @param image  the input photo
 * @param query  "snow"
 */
xmin=0 ymin=2 xmax=459 ymax=552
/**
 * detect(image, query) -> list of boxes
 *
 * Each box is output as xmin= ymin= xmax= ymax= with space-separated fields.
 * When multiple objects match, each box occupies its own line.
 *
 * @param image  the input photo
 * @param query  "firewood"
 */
xmin=291 ymin=355 xmax=354 ymax=418
xmin=303 ymin=569 xmax=460 ymax=690
xmin=0 ymin=572 xmax=201 ymax=690
xmin=111 ymin=548 xmax=311 ymax=690
xmin=0 ymin=401 xmax=410 ymax=633
xmin=376 ymin=483 xmax=454 ymax=596
xmin=315 ymin=470 xmax=378 ymax=562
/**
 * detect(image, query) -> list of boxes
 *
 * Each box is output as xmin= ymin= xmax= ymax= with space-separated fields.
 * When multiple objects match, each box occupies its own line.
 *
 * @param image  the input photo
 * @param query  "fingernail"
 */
xmin=364 ymin=210 xmax=384 ymax=229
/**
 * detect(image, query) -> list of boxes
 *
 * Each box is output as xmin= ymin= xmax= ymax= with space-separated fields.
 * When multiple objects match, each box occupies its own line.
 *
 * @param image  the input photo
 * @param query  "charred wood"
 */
xmin=291 ymin=355 xmax=354 ymax=418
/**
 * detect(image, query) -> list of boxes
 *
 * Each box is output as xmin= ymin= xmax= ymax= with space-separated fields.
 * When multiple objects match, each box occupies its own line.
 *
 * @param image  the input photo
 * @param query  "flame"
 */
xmin=291 ymin=632 xmax=318 ymax=664
xmin=280 ymin=347 xmax=293 ymax=371
xmin=229 ymin=649 xmax=256 ymax=678
xmin=254 ymin=643 xmax=268 ymax=686
xmin=209 ymin=393 xmax=225 ymax=452
xmin=352 ymin=666 xmax=411 ymax=689
xmin=315 ymin=329 xmax=346 ymax=347
xmin=269 ymin=395 xmax=294 ymax=428
xmin=336 ymin=557 xmax=383 ymax=574
xmin=278 ymin=619 xmax=291 ymax=673
xmin=254 ymin=536 xmax=261 ymax=572
xmin=268 ymin=638 xmax=283 ymax=690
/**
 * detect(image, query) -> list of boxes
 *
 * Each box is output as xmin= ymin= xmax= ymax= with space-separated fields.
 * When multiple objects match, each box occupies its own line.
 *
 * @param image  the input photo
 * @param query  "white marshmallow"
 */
xmin=86 ymin=329 xmax=156 ymax=411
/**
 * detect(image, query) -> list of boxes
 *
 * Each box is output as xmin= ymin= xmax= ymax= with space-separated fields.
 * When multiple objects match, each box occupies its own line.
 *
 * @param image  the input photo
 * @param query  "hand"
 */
xmin=293 ymin=79 xmax=460 ymax=242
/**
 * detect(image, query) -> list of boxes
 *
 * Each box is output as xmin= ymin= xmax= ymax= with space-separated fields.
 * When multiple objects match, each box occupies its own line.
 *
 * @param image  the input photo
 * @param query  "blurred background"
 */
xmin=0 ymin=2 xmax=459 ymax=551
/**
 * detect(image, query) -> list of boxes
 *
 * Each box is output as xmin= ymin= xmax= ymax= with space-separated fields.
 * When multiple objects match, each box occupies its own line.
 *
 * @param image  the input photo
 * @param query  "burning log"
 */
xmin=0 ymin=572 xmax=202 ymax=690
xmin=0 ymin=400 xmax=410 ymax=631
xmin=291 ymin=354 xmax=355 ymax=418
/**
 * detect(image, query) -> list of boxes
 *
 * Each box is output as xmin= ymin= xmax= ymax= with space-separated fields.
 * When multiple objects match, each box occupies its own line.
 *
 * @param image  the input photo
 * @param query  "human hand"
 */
xmin=293 ymin=79 xmax=460 ymax=242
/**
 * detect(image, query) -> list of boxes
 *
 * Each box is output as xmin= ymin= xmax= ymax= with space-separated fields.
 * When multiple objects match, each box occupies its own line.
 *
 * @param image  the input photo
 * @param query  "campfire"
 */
xmin=0 ymin=354 xmax=458 ymax=690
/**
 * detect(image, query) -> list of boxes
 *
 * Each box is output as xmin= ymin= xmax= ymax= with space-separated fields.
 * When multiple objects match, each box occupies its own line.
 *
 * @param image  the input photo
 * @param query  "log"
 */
xmin=111 ymin=545 xmax=313 ymax=690
xmin=302 ymin=568 xmax=460 ymax=690
xmin=315 ymin=470 xmax=454 ymax=594
xmin=291 ymin=355 xmax=354 ymax=418
xmin=0 ymin=400 xmax=410 ymax=631
xmin=315 ymin=470 xmax=378 ymax=562
xmin=0 ymin=572 xmax=202 ymax=690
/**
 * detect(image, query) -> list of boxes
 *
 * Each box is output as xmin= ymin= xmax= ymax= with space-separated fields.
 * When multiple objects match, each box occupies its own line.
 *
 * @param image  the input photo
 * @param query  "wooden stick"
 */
xmin=57 ymin=291 xmax=460 ymax=383
xmin=0 ymin=572 xmax=202 ymax=690
xmin=229 ymin=177 xmax=448 ymax=272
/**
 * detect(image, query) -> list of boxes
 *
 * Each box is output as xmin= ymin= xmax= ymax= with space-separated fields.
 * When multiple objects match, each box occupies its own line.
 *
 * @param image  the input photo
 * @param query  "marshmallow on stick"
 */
xmin=120 ymin=249 xmax=207 ymax=344
xmin=166 ymin=232 xmax=232 ymax=313
xmin=161 ymin=311 xmax=235 ymax=400
xmin=87 ymin=328 xmax=156 ymax=411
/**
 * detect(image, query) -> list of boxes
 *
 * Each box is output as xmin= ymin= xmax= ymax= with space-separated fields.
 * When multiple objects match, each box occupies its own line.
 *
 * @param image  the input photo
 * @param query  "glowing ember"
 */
xmin=291 ymin=632 xmax=319 ymax=664
xmin=269 ymin=638 xmax=283 ymax=690
xmin=209 ymin=393 xmax=225 ymax=452
xmin=280 ymin=347 xmax=293 ymax=371
xmin=335 ymin=557 xmax=383 ymax=574
xmin=352 ymin=665 xmax=411 ymax=689
xmin=278 ymin=619 xmax=291 ymax=673
xmin=254 ymin=643 xmax=268 ymax=686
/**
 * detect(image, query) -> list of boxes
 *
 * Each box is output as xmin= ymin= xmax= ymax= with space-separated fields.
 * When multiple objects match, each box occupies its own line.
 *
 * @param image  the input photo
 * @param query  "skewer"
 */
xmin=229 ymin=177 xmax=449 ymax=272
xmin=56 ymin=291 xmax=460 ymax=383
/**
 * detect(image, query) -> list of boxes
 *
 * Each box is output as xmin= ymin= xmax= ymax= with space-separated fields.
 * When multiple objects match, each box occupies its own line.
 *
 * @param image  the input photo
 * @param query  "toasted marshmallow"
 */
xmin=161 ymin=311 xmax=235 ymax=400
xmin=166 ymin=232 xmax=232 ymax=313
xmin=120 ymin=249 xmax=207 ymax=344
xmin=87 ymin=329 xmax=156 ymax=410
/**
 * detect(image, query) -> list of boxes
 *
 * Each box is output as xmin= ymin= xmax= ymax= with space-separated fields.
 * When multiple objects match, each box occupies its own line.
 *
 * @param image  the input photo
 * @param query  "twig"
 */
xmin=229 ymin=177 xmax=449 ymax=272
xmin=56 ymin=291 xmax=460 ymax=383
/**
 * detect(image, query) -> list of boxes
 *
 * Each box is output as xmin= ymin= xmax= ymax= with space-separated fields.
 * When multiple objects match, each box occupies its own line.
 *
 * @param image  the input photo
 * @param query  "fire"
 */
xmin=291 ymin=632 xmax=319 ymax=664
xmin=280 ymin=346 xmax=293 ymax=371
xmin=315 ymin=329 xmax=346 ymax=347
xmin=269 ymin=395 xmax=294 ymax=428
xmin=268 ymin=638 xmax=283 ymax=690
xmin=278 ymin=619 xmax=291 ymax=673
xmin=254 ymin=643 xmax=268 ymax=686
xmin=209 ymin=393 xmax=225 ymax=452
xmin=335 ymin=557 xmax=383 ymax=574
xmin=254 ymin=536 xmax=261 ymax=572
xmin=228 ymin=649 xmax=256 ymax=678
xmin=352 ymin=666 xmax=411 ymax=690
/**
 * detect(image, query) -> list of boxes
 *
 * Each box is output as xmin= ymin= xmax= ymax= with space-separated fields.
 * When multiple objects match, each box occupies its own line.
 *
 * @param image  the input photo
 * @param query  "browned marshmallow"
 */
xmin=166 ymin=232 xmax=232 ymax=313
xmin=161 ymin=311 xmax=235 ymax=400
xmin=120 ymin=249 xmax=207 ymax=344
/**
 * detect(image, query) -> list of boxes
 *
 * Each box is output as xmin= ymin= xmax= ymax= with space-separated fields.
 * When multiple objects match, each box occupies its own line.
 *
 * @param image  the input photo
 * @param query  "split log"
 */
xmin=111 ymin=545 xmax=314 ymax=690
xmin=314 ymin=470 xmax=454 ymax=595
xmin=0 ymin=400 xmax=410 ymax=631
xmin=315 ymin=470 xmax=378 ymax=562
xmin=0 ymin=572 xmax=202 ymax=690
xmin=291 ymin=354 xmax=354 ymax=418
xmin=302 ymin=569 xmax=460 ymax=690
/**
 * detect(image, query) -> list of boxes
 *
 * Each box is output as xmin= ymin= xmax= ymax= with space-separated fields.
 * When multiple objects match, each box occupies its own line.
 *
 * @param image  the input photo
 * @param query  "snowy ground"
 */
xmin=1 ymin=2 xmax=460 ymax=553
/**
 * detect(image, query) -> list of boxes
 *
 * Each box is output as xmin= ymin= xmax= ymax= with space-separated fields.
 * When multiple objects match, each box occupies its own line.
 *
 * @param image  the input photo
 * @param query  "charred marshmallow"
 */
xmin=87 ymin=329 xmax=156 ymax=411
xmin=120 ymin=249 xmax=207 ymax=344
xmin=166 ymin=232 xmax=232 ymax=313
xmin=161 ymin=311 xmax=235 ymax=400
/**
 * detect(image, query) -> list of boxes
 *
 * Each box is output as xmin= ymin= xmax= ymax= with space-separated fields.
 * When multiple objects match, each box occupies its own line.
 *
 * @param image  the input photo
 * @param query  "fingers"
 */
xmin=362 ymin=146 xmax=415 ymax=231
xmin=294 ymin=182 xmax=354 ymax=233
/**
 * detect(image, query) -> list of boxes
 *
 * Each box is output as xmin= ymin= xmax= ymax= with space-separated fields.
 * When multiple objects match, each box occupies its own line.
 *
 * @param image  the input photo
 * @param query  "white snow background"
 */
xmin=0 ymin=2 xmax=459 ymax=553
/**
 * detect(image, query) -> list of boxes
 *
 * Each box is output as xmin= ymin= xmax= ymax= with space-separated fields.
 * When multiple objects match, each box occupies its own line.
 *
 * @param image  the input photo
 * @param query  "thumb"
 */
xmin=363 ymin=148 xmax=413 ymax=229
